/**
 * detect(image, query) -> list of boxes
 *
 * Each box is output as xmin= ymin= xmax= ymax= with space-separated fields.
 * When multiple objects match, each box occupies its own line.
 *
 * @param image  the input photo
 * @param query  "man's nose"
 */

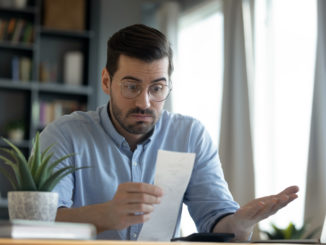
xmin=135 ymin=89 xmax=151 ymax=109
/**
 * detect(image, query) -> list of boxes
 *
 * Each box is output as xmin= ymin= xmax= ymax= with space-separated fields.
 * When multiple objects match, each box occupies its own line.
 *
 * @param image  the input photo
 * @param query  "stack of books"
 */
xmin=0 ymin=219 xmax=96 ymax=240
xmin=39 ymin=100 xmax=86 ymax=127
xmin=0 ymin=18 xmax=34 ymax=44
xmin=11 ymin=56 xmax=32 ymax=81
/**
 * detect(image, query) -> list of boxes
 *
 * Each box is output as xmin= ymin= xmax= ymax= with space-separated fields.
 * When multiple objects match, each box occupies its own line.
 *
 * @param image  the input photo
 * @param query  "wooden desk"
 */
xmin=0 ymin=240 xmax=177 ymax=245
xmin=0 ymin=240 xmax=236 ymax=245
xmin=0 ymin=240 xmax=313 ymax=245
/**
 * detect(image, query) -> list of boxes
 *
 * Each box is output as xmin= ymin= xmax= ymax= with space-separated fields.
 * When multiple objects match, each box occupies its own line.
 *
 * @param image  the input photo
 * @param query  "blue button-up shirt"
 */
xmin=39 ymin=104 xmax=239 ymax=240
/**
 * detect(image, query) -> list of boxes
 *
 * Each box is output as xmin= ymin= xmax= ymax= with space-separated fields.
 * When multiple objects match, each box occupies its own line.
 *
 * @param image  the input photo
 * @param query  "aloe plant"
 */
xmin=262 ymin=222 xmax=320 ymax=240
xmin=0 ymin=132 xmax=86 ymax=191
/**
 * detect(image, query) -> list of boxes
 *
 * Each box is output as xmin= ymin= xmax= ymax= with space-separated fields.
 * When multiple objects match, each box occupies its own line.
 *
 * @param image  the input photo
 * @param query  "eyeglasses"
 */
xmin=119 ymin=81 xmax=172 ymax=102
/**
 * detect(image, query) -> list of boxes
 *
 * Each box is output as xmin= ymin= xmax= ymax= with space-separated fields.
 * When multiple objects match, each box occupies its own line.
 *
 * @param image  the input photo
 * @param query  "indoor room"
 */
xmin=0 ymin=0 xmax=325 ymax=243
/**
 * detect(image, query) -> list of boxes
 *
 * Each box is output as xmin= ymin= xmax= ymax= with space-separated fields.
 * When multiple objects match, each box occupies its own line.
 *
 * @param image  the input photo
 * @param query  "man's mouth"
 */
xmin=130 ymin=114 xmax=153 ymax=122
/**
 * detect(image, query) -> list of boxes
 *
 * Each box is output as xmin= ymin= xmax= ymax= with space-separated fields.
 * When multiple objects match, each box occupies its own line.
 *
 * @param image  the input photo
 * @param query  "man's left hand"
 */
xmin=213 ymin=185 xmax=299 ymax=241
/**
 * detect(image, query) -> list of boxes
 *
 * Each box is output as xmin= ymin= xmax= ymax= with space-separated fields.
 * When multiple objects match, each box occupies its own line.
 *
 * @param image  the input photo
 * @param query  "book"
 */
xmin=19 ymin=56 xmax=32 ymax=81
xmin=12 ymin=19 xmax=25 ymax=43
xmin=6 ymin=18 xmax=16 ymax=41
xmin=39 ymin=100 xmax=86 ymax=127
xmin=0 ymin=19 xmax=8 ymax=41
xmin=11 ymin=56 xmax=20 ymax=81
xmin=22 ymin=22 xmax=33 ymax=43
xmin=0 ymin=219 xmax=96 ymax=240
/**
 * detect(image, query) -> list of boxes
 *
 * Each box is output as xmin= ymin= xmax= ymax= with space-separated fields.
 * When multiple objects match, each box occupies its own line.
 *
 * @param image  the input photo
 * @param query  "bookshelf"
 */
xmin=0 ymin=0 xmax=96 ymax=154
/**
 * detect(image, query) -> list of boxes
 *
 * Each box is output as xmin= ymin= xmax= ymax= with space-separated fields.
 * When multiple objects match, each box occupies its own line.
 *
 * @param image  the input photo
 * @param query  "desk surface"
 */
xmin=0 ymin=240 xmax=173 ymax=245
xmin=0 ymin=240 xmax=315 ymax=245
xmin=0 ymin=240 xmax=233 ymax=245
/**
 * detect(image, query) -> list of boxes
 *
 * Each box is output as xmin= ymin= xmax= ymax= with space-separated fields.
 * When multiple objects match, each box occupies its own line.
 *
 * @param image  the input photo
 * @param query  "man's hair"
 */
xmin=106 ymin=24 xmax=173 ymax=80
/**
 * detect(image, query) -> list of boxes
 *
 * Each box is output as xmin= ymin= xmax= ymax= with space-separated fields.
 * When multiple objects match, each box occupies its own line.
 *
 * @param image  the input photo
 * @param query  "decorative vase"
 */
xmin=8 ymin=191 xmax=58 ymax=221
xmin=8 ymin=129 xmax=24 ymax=142
xmin=14 ymin=0 xmax=27 ymax=8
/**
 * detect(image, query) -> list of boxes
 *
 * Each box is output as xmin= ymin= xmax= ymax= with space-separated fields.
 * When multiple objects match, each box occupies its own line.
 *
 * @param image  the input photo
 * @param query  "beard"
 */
xmin=109 ymin=96 xmax=159 ymax=135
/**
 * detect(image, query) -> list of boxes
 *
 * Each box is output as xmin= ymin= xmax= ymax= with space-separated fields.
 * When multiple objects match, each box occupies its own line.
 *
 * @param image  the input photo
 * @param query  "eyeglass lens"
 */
xmin=121 ymin=82 xmax=171 ymax=101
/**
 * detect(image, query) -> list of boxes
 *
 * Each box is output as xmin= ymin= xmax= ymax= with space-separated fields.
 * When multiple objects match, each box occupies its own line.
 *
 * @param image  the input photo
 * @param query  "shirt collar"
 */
xmin=100 ymin=103 xmax=126 ymax=148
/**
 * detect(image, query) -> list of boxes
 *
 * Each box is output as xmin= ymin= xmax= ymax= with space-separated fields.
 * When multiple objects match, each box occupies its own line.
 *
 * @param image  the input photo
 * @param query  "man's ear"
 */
xmin=101 ymin=68 xmax=111 ymax=95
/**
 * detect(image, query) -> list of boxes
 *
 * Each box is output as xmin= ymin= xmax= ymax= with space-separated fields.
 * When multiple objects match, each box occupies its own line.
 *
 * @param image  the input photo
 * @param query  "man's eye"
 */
xmin=125 ymin=84 xmax=139 ymax=91
xmin=151 ymin=85 xmax=164 ymax=93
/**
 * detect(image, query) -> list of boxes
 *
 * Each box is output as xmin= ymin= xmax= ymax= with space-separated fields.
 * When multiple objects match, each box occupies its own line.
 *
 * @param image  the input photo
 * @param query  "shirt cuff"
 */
xmin=210 ymin=212 xmax=235 ymax=232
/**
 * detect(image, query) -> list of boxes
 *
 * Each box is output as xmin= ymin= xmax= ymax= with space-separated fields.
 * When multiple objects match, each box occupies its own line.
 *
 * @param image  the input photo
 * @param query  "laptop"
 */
xmin=252 ymin=216 xmax=326 ymax=244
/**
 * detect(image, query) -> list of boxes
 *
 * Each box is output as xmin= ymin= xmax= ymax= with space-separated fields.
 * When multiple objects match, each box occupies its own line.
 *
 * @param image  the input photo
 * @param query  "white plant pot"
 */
xmin=8 ymin=191 xmax=58 ymax=221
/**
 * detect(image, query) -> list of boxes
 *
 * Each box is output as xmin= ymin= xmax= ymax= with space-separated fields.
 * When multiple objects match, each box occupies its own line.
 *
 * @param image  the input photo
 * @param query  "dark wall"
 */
xmin=95 ymin=0 xmax=152 ymax=107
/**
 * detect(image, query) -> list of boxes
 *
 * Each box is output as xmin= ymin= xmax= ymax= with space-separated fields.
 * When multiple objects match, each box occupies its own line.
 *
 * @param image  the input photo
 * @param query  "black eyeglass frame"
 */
xmin=119 ymin=81 xmax=173 ymax=102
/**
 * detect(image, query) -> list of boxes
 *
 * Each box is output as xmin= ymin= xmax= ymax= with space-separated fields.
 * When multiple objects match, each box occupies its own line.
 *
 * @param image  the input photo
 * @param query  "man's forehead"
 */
xmin=117 ymin=55 xmax=169 ymax=76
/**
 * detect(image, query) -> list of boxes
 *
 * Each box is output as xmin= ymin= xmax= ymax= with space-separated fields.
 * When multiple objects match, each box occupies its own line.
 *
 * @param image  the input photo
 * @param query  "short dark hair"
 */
xmin=106 ymin=24 xmax=173 ymax=80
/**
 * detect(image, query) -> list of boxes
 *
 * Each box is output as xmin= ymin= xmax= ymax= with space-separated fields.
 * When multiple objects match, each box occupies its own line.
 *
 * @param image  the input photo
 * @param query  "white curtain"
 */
xmin=219 ymin=1 xmax=258 ymax=239
xmin=154 ymin=1 xmax=180 ymax=112
xmin=304 ymin=0 xmax=326 ymax=237
xmin=219 ymin=0 xmax=255 ymax=207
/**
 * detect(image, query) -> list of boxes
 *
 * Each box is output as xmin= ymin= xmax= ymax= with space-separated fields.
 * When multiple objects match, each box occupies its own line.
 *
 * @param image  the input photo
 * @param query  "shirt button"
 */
xmin=132 ymin=162 xmax=137 ymax=166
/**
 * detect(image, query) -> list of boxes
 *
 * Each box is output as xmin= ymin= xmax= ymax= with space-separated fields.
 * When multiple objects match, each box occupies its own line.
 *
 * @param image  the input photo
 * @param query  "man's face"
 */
xmin=102 ymin=55 xmax=169 ymax=139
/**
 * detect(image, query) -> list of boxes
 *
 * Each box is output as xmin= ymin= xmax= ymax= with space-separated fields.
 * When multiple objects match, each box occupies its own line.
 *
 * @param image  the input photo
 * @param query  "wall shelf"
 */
xmin=0 ymin=41 xmax=35 ymax=51
xmin=40 ymin=28 xmax=94 ymax=39
xmin=0 ymin=79 xmax=93 ymax=95
xmin=0 ymin=6 xmax=38 ymax=15
xmin=0 ymin=0 xmax=96 ymax=152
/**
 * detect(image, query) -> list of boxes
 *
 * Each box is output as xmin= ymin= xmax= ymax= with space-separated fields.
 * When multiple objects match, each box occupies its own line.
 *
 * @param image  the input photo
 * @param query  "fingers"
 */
xmin=126 ymin=203 xmax=155 ymax=214
xmin=119 ymin=182 xmax=163 ymax=197
xmin=278 ymin=185 xmax=299 ymax=196
xmin=127 ymin=192 xmax=162 ymax=204
xmin=117 ymin=182 xmax=163 ymax=205
xmin=251 ymin=186 xmax=299 ymax=220
xmin=235 ymin=185 xmax=299 ymax=229
xmin=106 ymin=182 xmax=163 ymax=230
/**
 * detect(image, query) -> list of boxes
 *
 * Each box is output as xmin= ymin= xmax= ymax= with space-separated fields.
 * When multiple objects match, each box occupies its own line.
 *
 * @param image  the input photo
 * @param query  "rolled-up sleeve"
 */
xmin=39 ymin=119 xmax=75 ymax=208
xmin=184 ymin=120 xmax=239 ymax=232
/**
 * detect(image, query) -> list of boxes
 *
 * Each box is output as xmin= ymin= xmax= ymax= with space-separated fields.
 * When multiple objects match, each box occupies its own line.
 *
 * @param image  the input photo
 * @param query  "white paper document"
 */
xmin=138 ymin=150 xmax=196 ymax=241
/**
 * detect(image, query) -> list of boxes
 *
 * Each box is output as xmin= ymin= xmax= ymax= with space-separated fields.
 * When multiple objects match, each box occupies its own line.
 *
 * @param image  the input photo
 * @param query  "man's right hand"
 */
xmin=99 ymin=182 xmax=163 ymax=231
xmin=56 ymin=182 xmax=163 ymax=233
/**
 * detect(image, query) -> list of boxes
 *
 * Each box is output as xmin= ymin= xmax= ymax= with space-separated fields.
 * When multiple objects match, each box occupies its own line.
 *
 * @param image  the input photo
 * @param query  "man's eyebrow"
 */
xmin=121 ymin=76 xmax=141 ymax=82
xmin=152 ymin=77 xmax=167 ymax=83
xmin=121 ymin=76 xmax=167 ymax=83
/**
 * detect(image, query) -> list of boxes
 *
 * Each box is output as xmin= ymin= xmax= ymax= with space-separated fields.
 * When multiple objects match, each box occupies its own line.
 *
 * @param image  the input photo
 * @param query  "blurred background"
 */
xmin=0 ymin=0 xmax=325 ymax=239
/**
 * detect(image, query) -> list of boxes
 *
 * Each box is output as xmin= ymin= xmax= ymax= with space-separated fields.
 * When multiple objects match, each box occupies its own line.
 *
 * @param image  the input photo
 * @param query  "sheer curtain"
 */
xmin=252 ymin=0 xmax=317 ymax=231
xmin=173 ymin=0 xmax=224 ymax=235
xmin=154 ymin=1 xmax=180 ymax=112
xmin=219 ymin=0 xmax=255 ymax=208
xmin=304 ymin=0 xmax=326 ymax=237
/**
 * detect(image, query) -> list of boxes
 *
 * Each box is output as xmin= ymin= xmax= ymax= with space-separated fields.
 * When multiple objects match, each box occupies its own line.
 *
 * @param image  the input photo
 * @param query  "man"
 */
xmin=40 ymin=24 xmax=298 ymax=240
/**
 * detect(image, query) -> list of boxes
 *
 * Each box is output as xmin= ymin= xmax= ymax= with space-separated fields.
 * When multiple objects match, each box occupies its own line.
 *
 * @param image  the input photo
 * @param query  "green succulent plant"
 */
xmin=0 ymin=132 xmax=86 ymax=191
xmin=4 ymin=120 xmax=25 ymax=132
xmin=262 ymin=222 xmax=320 ymax=240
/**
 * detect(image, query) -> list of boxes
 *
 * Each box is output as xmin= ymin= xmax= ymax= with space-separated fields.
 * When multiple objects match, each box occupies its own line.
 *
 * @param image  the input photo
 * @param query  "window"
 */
xmin=253 ymin=0 xmax=317 ymax=230
xmin=173 ymin=0 xmax=224 ymax=235
xmin=174 ymin=1 xmax=223 ymax=145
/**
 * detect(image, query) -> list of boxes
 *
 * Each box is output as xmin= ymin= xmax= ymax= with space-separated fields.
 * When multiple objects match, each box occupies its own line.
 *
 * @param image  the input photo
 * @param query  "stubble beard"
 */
xmin=110 ymin=97 xmax=159 ymax=135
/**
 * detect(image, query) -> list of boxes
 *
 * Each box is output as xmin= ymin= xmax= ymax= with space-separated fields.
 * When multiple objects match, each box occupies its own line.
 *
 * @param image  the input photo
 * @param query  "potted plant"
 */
xmin=262 ymin=221 xmax=320 ymax=240
xmin=0 ymin=132 xmax=86 ymax=221
xmin=4 ymin=120 xmax=25 ymax=143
